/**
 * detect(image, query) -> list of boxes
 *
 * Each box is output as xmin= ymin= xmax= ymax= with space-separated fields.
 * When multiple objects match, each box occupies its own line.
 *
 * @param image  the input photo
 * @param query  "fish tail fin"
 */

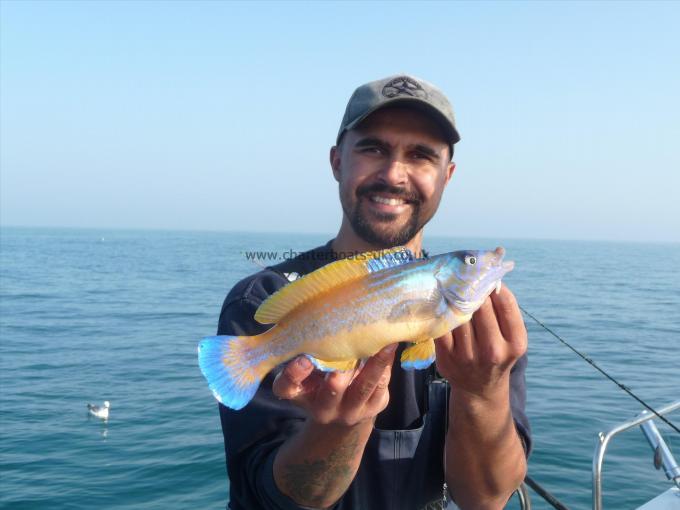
xmin=198 ymin=333 xmax=272 ymax=410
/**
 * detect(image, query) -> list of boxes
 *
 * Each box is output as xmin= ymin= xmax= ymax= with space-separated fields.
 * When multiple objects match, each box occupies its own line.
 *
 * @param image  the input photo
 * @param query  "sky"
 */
xmin=1 ymin=0 xmax=679 ymax=243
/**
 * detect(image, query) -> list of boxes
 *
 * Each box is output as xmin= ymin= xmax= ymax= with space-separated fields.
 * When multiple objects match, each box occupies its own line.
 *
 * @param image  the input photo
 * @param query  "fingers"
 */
xmin=471 ymin=295 xmax=502 ymax=343
xmin=453 ymin=293 xmax=509 ymax=366
xmin=434 ymin=331 xmax=453 ymax=359
xmin=490 ymin=285 xmax=524 ymax=340
xmin=452 ymin=321 xmax=475 ymax=361
xmin=314 ymin=370 xmax=355 ymax=409
xmin=490 ymin=286 xmax=527 ymax=353
xmin=346 ymin=344 xmax=397 ymax=407
xmin=272 ymin=356 xmax=316 ymax=399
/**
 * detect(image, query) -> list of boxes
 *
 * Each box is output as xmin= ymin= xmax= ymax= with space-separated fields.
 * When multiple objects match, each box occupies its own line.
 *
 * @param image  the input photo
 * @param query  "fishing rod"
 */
xmin=524 ymin=474 xmax=570 ymax=510
xmin=520 ymin=305 xmax=680 ymax=435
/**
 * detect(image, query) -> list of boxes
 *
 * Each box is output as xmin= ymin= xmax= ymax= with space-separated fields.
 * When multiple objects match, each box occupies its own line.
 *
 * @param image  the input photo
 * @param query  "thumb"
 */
xmin=272 ymin=356 xmax=315 ymax=399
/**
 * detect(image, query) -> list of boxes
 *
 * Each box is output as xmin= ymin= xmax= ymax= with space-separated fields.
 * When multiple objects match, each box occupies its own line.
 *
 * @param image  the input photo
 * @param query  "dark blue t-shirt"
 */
xmin=217 ymin=242 xmax=531 ymax=510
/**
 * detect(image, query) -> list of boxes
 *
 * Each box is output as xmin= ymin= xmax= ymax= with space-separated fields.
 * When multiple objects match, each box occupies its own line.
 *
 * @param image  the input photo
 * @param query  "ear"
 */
xmin=330 ymin=146 xmax=341 ymax=182
xmin=444 ymin=162 xmax=456 ymax=185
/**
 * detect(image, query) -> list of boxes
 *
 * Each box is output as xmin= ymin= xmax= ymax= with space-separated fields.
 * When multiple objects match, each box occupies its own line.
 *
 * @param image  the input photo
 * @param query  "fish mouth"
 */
xmin=494 ymin=247 xmax=515 ymax=277
xmin=487 ymin=247 xmax=514 ymax=296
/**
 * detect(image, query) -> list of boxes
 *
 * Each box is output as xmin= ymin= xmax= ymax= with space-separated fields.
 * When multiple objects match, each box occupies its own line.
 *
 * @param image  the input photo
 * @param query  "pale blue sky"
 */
xmin=1 ymin=1 xmax=678 ymax=242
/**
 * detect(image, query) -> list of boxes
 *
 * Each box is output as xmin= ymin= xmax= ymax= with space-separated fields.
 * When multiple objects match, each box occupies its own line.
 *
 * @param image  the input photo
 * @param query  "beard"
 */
xmin=343 ymin=182 xmax=424 ymax=247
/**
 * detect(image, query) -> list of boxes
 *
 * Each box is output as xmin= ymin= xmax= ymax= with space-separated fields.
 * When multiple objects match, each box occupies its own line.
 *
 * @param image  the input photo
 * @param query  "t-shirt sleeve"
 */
xmin=216 ymin=276 xmax=320 ymax=510
xmin=509 ymin=353 xmax=532 ymax=457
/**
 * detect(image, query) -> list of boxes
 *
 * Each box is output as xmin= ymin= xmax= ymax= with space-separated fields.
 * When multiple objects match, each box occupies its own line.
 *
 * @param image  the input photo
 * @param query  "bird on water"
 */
xmin=87 ymin=401 xmax=110 ymax=420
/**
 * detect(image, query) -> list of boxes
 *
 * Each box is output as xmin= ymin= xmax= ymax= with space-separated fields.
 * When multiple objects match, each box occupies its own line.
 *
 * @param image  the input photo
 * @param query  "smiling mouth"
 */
xmin=369 ymin=195 xmax=409 ymax=206
xmin=356 ymin=182 xmax=421 ymax=209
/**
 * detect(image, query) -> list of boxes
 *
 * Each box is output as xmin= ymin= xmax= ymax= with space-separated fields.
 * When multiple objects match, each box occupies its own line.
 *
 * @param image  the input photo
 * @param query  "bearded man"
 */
xmin=216 ymin=75 xmax=531 ymax=510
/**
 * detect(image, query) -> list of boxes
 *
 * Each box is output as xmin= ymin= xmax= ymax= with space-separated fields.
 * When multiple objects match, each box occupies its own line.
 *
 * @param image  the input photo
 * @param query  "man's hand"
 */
xmin=271 ymin=344 xmax=398 ymax=507
xmin=272 ymin=344 xmax=397 ymax=426
xmin=434 ymin=284 xmax=527 ymax=398
xmin=436 ymin=285 xmax=528 ymax=509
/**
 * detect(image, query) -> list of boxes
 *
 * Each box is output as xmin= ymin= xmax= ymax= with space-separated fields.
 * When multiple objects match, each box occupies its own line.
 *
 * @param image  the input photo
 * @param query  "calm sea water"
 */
xmin=1 ymin=227 xmax=678 ymax=510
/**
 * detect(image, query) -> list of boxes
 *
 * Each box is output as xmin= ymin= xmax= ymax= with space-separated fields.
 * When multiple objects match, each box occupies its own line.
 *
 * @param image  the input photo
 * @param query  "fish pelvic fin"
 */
xmin=197 ymin=333 xmax=273 ymax=410
xmin=400 ymin=338 xmax=436 ymax=370
xmin=254 ymin=246 xmax=414 ymax=325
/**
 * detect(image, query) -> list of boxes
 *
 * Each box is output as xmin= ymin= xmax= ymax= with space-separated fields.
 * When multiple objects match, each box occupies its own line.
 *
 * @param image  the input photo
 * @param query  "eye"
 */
xmin=361 ymin=146 xmax=384 ymax=155
xmin=464 ymin=255 xmax=477 ymax=266
xmin=411 ymin=151 xmax=431 ymax=161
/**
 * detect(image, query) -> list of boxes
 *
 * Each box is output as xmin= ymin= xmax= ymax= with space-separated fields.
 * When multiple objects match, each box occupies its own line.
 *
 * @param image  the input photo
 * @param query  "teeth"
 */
xmin=495 ymin=281 xmax=502 ymax=294
xmin=371 ymin=196 xmax=406 ymax=206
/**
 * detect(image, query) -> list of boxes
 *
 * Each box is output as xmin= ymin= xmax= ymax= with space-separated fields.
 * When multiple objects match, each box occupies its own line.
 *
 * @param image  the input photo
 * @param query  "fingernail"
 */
xmin=297 ymin=356 xmax=311 ymax=370
xmin=384 ymin=344 xmax=398 ymax=354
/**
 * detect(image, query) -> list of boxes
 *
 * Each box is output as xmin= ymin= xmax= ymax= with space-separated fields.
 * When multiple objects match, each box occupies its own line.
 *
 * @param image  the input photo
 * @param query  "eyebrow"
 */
xmin=413 ymin=144 xmax=440 ymax=161
xmin=354 ymin=137 xmax=441 ymax=161
xmin=354 ymin=137 xmax=390 ymax=150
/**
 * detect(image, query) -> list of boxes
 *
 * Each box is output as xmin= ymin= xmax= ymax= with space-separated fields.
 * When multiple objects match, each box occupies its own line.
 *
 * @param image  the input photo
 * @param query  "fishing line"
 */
xmin=519 ymin=305 xmax=680 ymax=435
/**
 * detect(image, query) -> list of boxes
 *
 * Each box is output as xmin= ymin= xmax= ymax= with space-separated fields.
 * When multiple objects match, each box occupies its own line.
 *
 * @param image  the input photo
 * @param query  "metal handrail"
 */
xmin=592 ymin=400 xmax=680 ymax=510
xmin=515 ymin=481 xmax=532 ymax=509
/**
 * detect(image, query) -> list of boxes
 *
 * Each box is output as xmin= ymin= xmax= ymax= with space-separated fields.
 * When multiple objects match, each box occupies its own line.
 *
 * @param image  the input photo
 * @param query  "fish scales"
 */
xmin=273 ymin=259 xmax=447 ymax=362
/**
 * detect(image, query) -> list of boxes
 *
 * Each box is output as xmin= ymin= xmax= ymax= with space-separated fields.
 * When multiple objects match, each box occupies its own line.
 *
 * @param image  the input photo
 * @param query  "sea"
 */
xmin=0 ymin=227 xmax=678 ymax=510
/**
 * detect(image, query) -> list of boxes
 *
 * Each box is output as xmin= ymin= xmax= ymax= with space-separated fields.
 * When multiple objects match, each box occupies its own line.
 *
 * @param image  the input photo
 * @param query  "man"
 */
xmin=217 ymin=75 xmax=531 ymax=510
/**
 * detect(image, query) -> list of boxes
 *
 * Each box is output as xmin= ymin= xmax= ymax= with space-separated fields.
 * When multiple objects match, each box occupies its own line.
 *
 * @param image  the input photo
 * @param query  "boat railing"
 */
xmin=515 ymin=481 xmax=532 ymax=509
xmin=592 ymin=399 xmax=680 ymax=510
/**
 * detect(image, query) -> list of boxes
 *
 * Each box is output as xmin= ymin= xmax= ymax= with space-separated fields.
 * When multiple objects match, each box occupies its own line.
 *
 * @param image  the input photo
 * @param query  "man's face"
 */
xmin=331 ymin=106 xmax=455 ymax=248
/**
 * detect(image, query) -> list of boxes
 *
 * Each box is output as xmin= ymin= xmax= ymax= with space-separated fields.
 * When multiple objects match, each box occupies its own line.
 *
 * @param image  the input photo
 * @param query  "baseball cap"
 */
xmin=336 ymin=74 xmax=461 ymax=147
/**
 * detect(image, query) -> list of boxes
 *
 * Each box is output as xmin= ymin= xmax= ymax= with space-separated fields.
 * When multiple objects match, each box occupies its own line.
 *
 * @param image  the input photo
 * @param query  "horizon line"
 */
xmin=1 ymin=223 xmax=678 ymax=246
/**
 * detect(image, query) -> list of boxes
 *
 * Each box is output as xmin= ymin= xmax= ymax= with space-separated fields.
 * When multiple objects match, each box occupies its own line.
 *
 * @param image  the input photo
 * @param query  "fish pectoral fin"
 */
xmin=387 ymin=294 xmax=444 ymax=323
xmin=306 ymin=355 xmax=358 ymax=372
xmin=400 ymin=338 xmax=436 ymax=370
xmin=434 ymin=272 xmax=478 ymax=314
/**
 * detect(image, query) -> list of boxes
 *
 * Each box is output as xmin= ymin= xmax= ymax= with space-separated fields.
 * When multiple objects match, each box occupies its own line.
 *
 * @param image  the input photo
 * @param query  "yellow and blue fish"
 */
xmin=198 ymin=246 xmax=514 ymax=410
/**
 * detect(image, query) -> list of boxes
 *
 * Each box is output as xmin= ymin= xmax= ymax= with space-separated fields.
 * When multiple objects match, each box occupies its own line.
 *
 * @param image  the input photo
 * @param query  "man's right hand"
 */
xmin=272 ymin=343 xmax=398 ymax=426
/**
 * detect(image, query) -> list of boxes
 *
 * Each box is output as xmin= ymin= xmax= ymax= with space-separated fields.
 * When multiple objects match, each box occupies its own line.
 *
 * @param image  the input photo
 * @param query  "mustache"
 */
xmin=356 ymin=183 xmax=422 ymax=205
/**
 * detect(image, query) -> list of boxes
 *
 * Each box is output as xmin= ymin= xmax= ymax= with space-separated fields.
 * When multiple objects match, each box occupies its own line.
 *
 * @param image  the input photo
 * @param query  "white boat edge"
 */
xmin=636 ymin=487 xmax=680 ymax=510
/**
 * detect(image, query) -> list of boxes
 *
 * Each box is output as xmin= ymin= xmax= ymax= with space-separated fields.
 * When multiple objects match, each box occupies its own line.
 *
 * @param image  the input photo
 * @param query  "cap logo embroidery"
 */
xmin=382 ymin=76 xmax=427 ymax=99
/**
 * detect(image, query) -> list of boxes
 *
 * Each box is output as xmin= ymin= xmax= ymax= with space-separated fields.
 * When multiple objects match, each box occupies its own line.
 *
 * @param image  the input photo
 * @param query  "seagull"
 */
xmin=87 ymin=401 xmax=110 ymax=420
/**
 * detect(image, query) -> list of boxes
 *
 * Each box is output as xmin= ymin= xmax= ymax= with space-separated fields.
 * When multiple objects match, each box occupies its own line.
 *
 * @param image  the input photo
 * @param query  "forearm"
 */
xmin=445 ymin=382 xmax=527 ymax=510
xmin=273 ymin=419 xmax=373 ymax=508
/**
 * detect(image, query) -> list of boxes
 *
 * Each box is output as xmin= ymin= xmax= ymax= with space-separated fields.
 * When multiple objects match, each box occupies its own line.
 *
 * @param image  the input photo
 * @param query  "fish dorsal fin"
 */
xmin=254 ymin=246 xmax=414 ymax=324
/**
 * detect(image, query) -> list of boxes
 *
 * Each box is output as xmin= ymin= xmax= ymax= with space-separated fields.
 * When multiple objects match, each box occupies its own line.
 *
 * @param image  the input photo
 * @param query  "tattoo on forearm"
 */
xmin=281 ymin=430 xmax=361 ymax=506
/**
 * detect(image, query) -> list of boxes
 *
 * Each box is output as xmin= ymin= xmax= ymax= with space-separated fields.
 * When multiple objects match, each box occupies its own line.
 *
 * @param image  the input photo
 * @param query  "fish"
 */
xmin=198 ymin=246 xmax=514 ymax=410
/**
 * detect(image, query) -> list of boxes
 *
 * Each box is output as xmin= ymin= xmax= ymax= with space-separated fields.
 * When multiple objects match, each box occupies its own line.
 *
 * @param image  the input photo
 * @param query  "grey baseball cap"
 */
xmin=336 ymin=74 xmax=461 ymax=147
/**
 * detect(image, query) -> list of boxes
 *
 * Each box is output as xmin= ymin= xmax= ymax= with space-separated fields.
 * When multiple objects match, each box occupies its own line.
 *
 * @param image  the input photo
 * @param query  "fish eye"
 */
xmin=464 ymin=255 xmax=477 ymax=265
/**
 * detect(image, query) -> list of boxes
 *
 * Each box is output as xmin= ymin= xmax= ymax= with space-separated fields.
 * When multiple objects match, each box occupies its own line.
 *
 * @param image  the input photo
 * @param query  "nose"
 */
xmin=377 ymin=158 xmax=408 ymax=186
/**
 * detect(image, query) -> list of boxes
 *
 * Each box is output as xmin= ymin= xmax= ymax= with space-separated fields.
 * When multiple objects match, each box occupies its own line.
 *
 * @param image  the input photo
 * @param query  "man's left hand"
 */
xmin=434 ymin=284 xmax=527 ymax=398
